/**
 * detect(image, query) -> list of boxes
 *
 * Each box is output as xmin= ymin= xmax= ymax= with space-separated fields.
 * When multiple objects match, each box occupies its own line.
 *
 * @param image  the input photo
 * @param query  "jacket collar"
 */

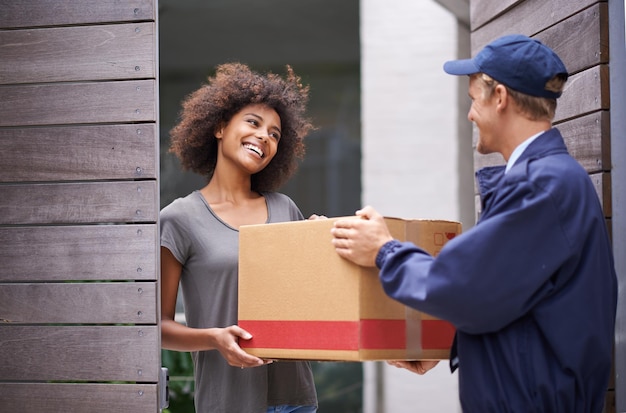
xmin=514 ymin=128 xmax=568 ymax=167
xmin=474 ymin=128 xmax=568 ymax=218
xmin=476 ymin=127 xmax=567 ymax=191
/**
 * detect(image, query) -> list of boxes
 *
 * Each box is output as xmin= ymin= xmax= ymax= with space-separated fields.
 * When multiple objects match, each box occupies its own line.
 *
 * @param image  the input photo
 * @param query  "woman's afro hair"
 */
xmin=169 ymin=62 xmax=312 ymax=192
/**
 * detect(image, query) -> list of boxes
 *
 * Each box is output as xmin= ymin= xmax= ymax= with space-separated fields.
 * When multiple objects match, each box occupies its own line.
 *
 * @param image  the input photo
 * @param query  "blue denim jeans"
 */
xmin=266 ymin=405 xmax=317 ymax=413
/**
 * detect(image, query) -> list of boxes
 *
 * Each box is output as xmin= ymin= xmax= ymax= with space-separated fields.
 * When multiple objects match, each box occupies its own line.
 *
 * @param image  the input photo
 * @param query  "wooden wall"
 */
xmin=468 ymin=0 xmax=615 ymax=410
xmin=0 ymin=1 xmax=161 ymax=412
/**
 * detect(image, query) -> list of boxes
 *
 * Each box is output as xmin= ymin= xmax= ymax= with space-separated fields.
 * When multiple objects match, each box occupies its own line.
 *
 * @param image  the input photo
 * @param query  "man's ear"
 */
xmin=494 ymin=84 xmax=509 ymax=113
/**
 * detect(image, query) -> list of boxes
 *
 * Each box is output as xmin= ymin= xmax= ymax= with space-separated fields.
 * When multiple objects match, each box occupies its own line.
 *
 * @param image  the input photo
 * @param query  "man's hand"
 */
xmin=387 ymin=360 xmax=440 ymax=375
xmin=331 ymin=206 xmax=393 ymax=267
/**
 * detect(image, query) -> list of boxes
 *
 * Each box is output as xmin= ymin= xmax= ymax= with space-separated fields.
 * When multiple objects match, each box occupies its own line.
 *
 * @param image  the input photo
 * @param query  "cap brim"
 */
xmin=443 ymin=59 xmax=480 ymax=76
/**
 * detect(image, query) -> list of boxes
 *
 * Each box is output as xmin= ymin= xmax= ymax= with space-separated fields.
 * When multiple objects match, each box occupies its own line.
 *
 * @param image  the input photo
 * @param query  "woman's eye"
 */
xmin=246 ymin=119 xmax=259 ymax=126
xmin=270 ymin=132 xmax=281 ymax=141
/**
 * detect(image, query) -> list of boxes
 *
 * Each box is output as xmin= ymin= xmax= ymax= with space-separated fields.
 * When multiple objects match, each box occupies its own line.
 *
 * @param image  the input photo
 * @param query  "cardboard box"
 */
xmin=238 ymin=216 xmax=461 ymax=361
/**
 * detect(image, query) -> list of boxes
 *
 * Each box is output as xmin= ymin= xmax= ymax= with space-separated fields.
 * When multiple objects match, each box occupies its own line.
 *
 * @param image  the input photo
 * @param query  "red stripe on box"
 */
xmin=239 ymin=320 xmax=360 ymax=350
xmin=421 ymin=319 xmax=456 ymax=348
xmin=360 ymin=319 xmax=406 ymax=349
xmin=239 ymin=319 xmax=455 ymax=350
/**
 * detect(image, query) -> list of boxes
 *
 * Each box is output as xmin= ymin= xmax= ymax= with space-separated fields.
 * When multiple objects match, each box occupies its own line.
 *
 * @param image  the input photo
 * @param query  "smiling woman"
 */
xmin=160 ymin=62 xmax=319 ymax=413
xmin=158 ymin=2 xmax=362 ymax=411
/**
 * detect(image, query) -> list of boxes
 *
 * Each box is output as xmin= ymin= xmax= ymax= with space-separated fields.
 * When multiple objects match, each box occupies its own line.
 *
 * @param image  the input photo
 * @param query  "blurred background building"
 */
xmin=159 ymin=1 xmax=471 ymax=411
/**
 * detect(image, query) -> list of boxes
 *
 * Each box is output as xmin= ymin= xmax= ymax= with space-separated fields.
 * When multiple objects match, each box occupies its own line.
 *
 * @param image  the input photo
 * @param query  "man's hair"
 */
xmin=476 ymin=73 xmax=567 ymax=121
xmin=169 ymin=63 xmax=312 ymax=192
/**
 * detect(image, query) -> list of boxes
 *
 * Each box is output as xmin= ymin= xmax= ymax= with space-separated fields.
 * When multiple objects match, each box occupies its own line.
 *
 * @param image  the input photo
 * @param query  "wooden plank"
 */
xmin=472 ymin=2 xmax=608 ymax=75
xmin=0 ymin=80 xmax=156 ymax=127
xmin=0 ymin=325 xmax=159 ymax=381
xmin=470 ymin=0 xmax=519 ymax=29
xmin=0 ymin=0 xmax=155 ymax=28
xmin=555 ymin=65 xmax=609 ymax=122
xmin=0 ymin=124 xmax=157 ymax=182
xmin=0 ymin=282 xmax=157 ymax=324
xmin=0 ymin=23 xmax=156 ymax=84
xmin=474 ymin=112 xmax=609 ymax=173
xmin=0 ymin=181 xmax=158 ymax=225
xmin=535 ymin=3 xmax=608 ymax=74
xmin=0 ymin=225 xmax=157 ymax=282
xmin=470 ymin=0 xmax=601 ymax=31
xmin=0 ymin=383 xmax=158 ymax=413
xmin=556 ymin=111 xmax=610 ymax=173
xmin=590 ymin=171 xmax=612 ymax=218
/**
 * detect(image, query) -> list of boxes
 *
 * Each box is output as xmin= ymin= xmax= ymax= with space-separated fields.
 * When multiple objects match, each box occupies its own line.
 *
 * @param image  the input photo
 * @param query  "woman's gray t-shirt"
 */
xmin=160 ymin=191 xmax=317 ymax=413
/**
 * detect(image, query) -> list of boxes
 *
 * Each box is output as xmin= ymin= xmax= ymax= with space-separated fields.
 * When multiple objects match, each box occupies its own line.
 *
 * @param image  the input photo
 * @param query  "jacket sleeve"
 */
xmin=377 ymin=180 xmax=573 ymax=334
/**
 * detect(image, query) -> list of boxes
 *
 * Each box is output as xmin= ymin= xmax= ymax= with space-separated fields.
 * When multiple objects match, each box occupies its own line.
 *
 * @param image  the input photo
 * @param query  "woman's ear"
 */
xmin=214 ymin=122 xmax=225 ymax=139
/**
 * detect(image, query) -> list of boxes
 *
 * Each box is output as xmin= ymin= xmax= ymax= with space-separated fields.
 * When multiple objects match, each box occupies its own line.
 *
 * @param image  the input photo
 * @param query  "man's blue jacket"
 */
xmin=376 ymin=128 xmax=617 ymax=412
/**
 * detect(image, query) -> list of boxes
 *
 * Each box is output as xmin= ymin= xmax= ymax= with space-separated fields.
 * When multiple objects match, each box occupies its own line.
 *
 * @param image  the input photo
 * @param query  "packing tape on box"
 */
xmin=406 ymin=307 xmax=423 ymax=358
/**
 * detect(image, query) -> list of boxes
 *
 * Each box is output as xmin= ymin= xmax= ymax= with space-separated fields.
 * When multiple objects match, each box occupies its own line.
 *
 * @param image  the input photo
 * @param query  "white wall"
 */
xmin=361 ymin=0 xmax=463 ymax=221
xmin=361 ymin=0 xmax=465 ymax=411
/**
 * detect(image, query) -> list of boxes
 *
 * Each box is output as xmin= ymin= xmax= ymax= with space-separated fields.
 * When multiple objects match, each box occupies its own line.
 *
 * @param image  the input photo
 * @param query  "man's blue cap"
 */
xmin=443 ymin=34 xmax=568 ymax=99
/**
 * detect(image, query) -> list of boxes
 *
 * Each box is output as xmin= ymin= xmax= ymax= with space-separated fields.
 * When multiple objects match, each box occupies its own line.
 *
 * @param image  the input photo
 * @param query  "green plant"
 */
xmin=162 ymin=349 xmax=195 ymax=413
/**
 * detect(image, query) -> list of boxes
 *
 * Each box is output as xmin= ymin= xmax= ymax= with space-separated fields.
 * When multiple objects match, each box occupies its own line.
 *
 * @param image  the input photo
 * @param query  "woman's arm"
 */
xmin=160 ymin=246 xmax=266 ymax=367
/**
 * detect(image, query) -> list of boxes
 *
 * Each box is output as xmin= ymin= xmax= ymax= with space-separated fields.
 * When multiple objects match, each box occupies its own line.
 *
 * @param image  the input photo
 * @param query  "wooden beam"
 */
xmin=0 ymin=282 xmax=157 ymax=324
xmin=0 ymin=0 xmax=155 ymax=28
xmin=0 ymin=325 xmax=159 ymax=381
xmin=0 ymin=383 xmax=158 ymax=413
xmin=0 ymin=23 xmax=156 ymax=84
xmin=0 ymin=225 xmax=157 ymax=282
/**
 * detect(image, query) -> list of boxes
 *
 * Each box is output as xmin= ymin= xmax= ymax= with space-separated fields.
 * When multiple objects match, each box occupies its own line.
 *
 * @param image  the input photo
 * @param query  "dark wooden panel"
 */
xmin=0 ymin=181 xmax=158 ymax=225
xmin=555 ymin=65 xmax=609 ymax=122
xmin=590 ymin=171 xmax=611 ymax=218
xmin=472 ymin=2 xmax=607 ymax=75
xmin=0 ymin=23 xmax=155 ymax=84
xmin=474 ymin=112 xmax=609 ymax=173
xmin=0 ymin=80 xmax=156 ymax=127
xmin=0 ymin=282 xmax=157 ymax=324
xmin=471 ymin=0 xmax=601 ymax=31
xmin=0 ymin=0 xmax=155 ymax=28
xmin=535 ymin=3 xmax=608 ymax=74
xmin=0 ymin=124 xmax=157 ymax=182
xmin=0 ymin=225 xmax=157 ymax=282
xmin=470 ymin=0 xmax=518 ymax=30
xmin=0 ymin=383 xmax=158 ymax=413
xmin=0 ymin=325 xmax=159 ymax=381
xmin=557 ymin=111 xmax=610 ymax=173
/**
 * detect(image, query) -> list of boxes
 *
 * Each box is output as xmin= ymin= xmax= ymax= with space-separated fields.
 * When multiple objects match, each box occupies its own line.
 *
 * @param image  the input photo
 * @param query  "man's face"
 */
xmin=467 ymin=75 xmax=499 ymax=155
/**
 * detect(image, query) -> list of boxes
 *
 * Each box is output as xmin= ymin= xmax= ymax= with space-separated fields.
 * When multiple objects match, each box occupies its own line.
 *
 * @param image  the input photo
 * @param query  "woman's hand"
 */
xmin=214 ymin=325 xmax=270 ymax=368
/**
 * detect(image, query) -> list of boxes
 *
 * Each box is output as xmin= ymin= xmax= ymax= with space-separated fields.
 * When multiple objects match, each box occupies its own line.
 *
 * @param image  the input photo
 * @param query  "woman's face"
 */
xmin=215 ymin=103 xmax=281 ymax=175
